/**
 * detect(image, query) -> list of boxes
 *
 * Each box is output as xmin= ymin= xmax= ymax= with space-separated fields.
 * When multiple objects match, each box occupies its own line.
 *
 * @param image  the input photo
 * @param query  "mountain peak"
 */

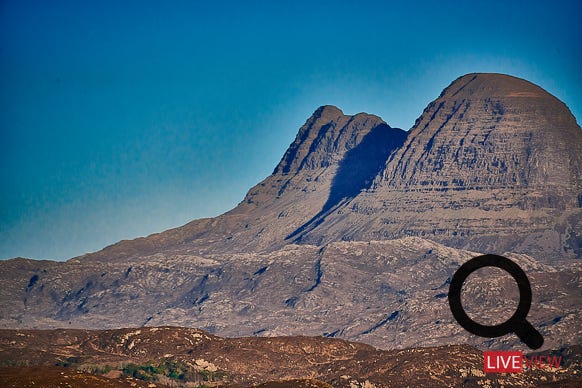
xmin=384 ymin=72 xmax=582 ymax=191
xmin=441 ymin=73 xmax=556 ymax=101
xmin=313 ymin=104 xmax=344 ymax=118
xmin=273 ymin=106 xmax=388 ymax=176
xmin=296 ymin=105 xmax=345 ymax=131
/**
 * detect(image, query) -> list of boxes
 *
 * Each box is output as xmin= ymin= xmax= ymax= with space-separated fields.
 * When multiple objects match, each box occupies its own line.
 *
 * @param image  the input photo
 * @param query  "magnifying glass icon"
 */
xmin=448 ymin=254 xmax=544 ymax=350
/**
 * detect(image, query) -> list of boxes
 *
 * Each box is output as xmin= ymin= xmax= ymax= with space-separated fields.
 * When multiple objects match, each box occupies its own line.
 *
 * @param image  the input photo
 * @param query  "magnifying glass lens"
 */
xmin=461 ymin=267 xmax=520 ymax=326
xmin=448 ymin=254 xmax=544 ymax=350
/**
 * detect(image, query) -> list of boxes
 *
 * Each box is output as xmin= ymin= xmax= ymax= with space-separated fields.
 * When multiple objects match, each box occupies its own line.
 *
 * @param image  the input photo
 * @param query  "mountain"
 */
xmin=292 ymin=74 xmax=582 ymax=260
xmin=81 ymin=73 xmax=582 ymax=263
xmin=1 ymin=73 xmax=581 ymax=355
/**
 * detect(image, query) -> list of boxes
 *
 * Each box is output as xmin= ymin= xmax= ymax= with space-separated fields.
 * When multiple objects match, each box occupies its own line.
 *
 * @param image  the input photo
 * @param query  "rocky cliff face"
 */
xmin=295 ymin=74 xmax=582 ymax=260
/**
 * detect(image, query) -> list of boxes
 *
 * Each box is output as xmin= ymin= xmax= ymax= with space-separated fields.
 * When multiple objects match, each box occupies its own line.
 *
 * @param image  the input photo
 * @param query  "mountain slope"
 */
xmin=82 ymin=106 xmax=406 ymax=261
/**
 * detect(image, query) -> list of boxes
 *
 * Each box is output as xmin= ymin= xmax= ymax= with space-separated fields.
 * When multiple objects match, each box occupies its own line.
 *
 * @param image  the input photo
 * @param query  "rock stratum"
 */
xmin=1 ymin=73 xmax=581 ymax=369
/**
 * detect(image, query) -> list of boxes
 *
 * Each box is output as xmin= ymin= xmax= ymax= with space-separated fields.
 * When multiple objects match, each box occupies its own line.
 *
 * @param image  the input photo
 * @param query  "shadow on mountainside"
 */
xmin=287 ymin=123 xmax=407 ymax=241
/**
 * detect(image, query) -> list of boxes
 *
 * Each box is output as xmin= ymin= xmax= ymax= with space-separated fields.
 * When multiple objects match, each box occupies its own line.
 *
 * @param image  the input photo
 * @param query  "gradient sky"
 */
xmin=1 ymin=0 xmax=581 ymax=261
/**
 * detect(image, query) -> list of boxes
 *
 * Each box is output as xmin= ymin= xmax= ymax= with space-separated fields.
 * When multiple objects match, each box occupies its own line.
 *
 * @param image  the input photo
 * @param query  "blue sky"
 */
xmin=1 ymin=0 xmax=581 ymax=261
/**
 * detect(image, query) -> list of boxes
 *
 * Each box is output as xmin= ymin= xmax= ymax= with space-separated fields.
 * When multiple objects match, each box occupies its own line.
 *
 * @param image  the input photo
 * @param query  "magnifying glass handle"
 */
xmin=514 ymin=320 xmax=544 ymax=350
